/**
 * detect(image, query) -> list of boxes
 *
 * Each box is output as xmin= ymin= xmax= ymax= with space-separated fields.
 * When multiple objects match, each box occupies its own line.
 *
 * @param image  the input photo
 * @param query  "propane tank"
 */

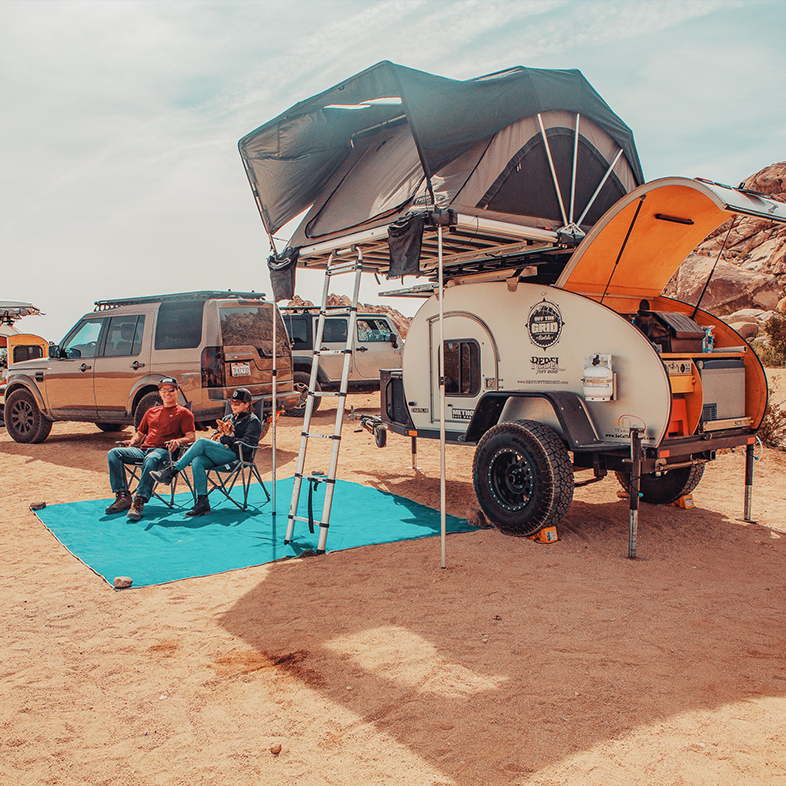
xmin=582 ymin=354 xmax=614 ymax=401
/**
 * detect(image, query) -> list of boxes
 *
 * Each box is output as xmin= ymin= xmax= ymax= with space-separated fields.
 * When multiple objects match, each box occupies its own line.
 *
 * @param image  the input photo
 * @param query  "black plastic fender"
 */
xmin=463 ymin=391 xmax=603 ymax=450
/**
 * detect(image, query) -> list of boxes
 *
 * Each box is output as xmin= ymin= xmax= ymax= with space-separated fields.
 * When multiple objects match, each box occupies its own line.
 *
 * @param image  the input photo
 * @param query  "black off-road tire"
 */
xmin=134 ymin=391 xmax=163 ymax=428
xmin=615 ymin=463 xmax=705 ymax=505
xmin=472 ymin=419 xmax=574 ymax=537
xmin=95 ymin=422 xmax=125 ymax=433
xmin=5 ymin=389 xmax=53 ymax=444
xmin=285 ymin=371 xmax=320 ymax=418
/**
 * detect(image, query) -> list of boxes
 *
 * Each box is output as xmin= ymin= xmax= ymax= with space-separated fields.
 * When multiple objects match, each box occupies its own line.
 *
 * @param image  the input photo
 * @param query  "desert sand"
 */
xmin=2 ymin=375 xmax=786 ymax=786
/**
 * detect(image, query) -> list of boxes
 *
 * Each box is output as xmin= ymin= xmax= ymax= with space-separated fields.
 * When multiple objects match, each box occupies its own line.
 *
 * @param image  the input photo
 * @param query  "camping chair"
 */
xmin=123 ymin=445 xmax=193 ymax=508
xmin=204 ymin=440 xmax=270 ymax=511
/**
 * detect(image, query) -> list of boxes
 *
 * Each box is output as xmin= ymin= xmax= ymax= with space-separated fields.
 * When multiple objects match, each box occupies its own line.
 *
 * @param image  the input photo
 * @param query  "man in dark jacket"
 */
xmin=150 ymin=388 xmax=263 ymax=517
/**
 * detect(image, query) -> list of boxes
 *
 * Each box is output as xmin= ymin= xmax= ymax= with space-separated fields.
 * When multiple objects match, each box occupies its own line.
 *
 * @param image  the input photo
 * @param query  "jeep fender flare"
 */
xmin=4 ymin=378 xmax=51 ymax=419
xmin=464 ymin=391 xmax=603 ymax=451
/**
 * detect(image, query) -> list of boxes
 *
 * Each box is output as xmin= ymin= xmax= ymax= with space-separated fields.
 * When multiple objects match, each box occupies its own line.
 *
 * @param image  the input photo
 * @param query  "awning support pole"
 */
xmin=438 ymin=224 xmax=446 ymax=570
xmin=271 ymin=299 xmax=278 ymax=517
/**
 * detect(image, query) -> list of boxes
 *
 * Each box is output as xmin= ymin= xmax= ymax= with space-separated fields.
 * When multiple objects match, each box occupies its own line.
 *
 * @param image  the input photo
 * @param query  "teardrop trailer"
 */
xmin=239 ymin=61 xmax=786 ymax=548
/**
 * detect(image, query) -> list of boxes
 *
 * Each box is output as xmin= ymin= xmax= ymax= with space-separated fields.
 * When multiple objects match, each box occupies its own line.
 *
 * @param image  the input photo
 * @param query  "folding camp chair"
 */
xmin=123 ymin=445 xmax=193 ymax=508
xmin=204 ymin=440 xmax=270 ymax=511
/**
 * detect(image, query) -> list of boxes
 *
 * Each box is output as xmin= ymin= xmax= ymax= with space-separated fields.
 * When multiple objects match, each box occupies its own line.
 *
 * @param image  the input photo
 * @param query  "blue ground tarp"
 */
xmin=35 ymin=477 xmax=475 ymax=588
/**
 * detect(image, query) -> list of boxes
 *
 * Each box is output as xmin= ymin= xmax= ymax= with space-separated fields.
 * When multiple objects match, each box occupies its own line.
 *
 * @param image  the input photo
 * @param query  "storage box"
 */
xmin=698 ymin=358 xmax=746 ymax=420
xmin=635 ymin=311 xmax=705 ymax=353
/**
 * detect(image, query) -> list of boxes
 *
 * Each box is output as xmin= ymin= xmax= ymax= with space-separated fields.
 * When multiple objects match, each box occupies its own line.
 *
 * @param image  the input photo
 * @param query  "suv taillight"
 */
xmin=201 ymin=346 xmax=225 ymax=388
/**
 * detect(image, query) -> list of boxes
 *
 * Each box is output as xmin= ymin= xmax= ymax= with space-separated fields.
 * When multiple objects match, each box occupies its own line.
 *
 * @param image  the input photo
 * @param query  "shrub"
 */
xmin=757 ymin=399 xmax=786 ymax=448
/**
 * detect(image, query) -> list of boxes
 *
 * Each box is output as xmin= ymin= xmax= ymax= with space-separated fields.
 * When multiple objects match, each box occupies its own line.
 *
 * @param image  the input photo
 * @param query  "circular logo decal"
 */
xmin=527 ymin=299 xmax=564 ymax=350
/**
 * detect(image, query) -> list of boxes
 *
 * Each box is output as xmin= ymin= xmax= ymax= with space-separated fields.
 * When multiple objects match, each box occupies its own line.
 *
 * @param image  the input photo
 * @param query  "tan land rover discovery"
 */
xmin=3 ymin=291 xmax=299 ymax=443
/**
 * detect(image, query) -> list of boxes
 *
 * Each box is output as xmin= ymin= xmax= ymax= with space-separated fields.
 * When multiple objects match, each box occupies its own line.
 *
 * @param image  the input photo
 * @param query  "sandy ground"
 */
xmin=2 ymin=376 xmax=786 ymax=786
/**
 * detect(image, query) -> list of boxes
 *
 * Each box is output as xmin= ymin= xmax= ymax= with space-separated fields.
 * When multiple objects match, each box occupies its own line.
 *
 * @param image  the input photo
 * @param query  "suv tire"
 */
xmin=134 ymin=391 xmax=163 ymax=428
xmin=95 ymin=422 xmax=125 ymax=433
xmin=286 ymin=371 xmax=320 ymax=418
xmin=5 ymin=389 xmax=53 ymax=444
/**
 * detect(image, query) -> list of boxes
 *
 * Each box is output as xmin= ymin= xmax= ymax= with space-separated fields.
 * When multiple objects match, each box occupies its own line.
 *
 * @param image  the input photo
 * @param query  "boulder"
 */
xmin=729 ymin=322 xmax=759 ymax=340
xmin=670 ymin=254 xmax=779 ymax=312
xmin=725 ymin=308 xmax=771 ymax=324
xmin=778 ymin=296 xmax=786 ymax=314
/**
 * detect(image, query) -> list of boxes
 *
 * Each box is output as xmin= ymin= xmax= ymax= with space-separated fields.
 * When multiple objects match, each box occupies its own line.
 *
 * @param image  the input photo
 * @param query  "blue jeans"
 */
xmin=107 ymin=446 xmax=169 ymax=501
xmin=173 ymin=438 xmax=237 ymax=496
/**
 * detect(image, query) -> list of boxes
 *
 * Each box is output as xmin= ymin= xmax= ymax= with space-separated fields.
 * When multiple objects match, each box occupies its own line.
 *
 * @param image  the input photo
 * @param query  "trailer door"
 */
xmin=428 ymin=312 xmax=498 ymax=427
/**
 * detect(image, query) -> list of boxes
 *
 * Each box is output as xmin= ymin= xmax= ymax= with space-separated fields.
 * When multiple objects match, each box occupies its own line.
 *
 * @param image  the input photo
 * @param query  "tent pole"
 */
xmin=438 ymin=224 xmax=446 ymax=570
xmin=569 ymin=114 xmax=580 ymax=225
xmin=537 ymin=113 xmax=568 ymax=226
xmin=576 ymin=148 xmax=623 ymax=226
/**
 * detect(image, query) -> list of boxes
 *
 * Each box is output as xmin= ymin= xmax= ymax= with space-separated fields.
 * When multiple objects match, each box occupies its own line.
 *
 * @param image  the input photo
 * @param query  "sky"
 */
xmin=2 ymin=0 xmax=785 ymax=342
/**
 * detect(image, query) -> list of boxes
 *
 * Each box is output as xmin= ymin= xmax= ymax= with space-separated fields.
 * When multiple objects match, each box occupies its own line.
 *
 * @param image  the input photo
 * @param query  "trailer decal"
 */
xmin=527 ymin=299 xmax=564 ymax=350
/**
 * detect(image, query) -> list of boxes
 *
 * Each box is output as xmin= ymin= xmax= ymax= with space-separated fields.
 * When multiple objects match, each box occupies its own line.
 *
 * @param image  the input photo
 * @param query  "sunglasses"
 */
xmin=160 ymin=387 xmax=177 ymax=393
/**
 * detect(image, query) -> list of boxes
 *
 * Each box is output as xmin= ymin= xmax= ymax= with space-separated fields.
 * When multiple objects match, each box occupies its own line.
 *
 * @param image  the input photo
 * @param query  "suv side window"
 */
xmin=357 ymin=317 xmax=393 ymax=342
xmin=323 ymin=318 xmax=348 ymax=343
xmin=61 ymin=318 xmax=105 ymax=359
xmin=155 ymin=301 xmax=204 ymax=350
xmin=103 ymin=315 xmax=145 ymax=357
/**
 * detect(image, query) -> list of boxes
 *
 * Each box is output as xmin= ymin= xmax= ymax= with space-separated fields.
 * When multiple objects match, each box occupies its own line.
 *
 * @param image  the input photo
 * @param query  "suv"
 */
xmin=3 ymin=291 xmax=299 ymax=443
xmin=282 ymin=307 xmax=403 ymax=416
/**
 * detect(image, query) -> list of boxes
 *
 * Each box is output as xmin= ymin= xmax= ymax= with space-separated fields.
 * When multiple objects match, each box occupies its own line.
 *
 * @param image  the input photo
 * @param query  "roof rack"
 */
xmin=93 ymin=291 xmax=266 ymax=311
xmin=296 ymin=214 xmax=569 ymax=283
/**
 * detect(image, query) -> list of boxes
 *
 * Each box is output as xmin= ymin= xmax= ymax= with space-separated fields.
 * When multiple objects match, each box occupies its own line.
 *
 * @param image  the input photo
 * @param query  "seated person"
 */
xmin=105 ymin=377 xmax=196 ymax=521
xmin=151 ymin=388 xmax=263 ymax=517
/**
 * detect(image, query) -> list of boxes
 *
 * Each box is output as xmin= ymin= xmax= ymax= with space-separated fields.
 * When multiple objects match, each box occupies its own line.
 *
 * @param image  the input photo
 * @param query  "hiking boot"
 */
xmin=126 ymin=496 xmax=146 ymax=521
xmin=185 ymin=495 xmax=211 ymax=518
xmin=150 ymin=465 xmax=178 ymax=485
xmin=105 ymin=491 xmax=132 ymax=515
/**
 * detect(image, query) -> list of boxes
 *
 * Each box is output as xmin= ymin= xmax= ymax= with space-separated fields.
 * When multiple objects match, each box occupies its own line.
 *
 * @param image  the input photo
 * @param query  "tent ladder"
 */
xmin=284 ymin=250 xmax=363 ymax=553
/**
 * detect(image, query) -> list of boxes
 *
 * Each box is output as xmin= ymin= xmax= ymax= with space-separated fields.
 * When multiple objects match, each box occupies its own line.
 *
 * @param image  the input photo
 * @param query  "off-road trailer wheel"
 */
xmin=285 ymin=371 xmax=320 ymax=418
xmin=5 ymin=389 xmax=53 ymax=444
xmin=615 ymin=463 xmax=705 ymax=505
xmin=472 ymin=419 xmax=574 ymax=537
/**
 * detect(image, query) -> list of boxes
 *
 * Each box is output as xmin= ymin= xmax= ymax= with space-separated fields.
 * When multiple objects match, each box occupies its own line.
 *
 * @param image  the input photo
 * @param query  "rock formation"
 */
xmin=664 ymin=162 xmax=786 ymax=314
xmin=285 ymin=294 xmax=412 ymax=338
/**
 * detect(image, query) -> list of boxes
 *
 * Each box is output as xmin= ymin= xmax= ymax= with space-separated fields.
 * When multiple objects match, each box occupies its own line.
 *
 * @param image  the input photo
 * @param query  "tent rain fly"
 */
xmin=239 ymin=61 xmax=644 ymax=286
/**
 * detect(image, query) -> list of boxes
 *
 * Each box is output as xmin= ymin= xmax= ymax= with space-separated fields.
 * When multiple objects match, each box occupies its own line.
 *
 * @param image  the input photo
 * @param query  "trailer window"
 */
xmin=443 ymin=339 xmax=480 ymax=396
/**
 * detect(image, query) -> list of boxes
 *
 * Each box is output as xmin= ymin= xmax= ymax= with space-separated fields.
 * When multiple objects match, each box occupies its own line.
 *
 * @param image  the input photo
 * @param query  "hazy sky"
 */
xmin=2 ymin=0 xmax=785 ymax=341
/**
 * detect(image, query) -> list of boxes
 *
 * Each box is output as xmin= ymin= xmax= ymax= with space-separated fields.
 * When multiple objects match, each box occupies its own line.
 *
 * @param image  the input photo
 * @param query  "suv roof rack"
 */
xmin=279 ymin=304 xmax=351 ymax=313
xmin=93 ymin=291 xmax=266 ymax=310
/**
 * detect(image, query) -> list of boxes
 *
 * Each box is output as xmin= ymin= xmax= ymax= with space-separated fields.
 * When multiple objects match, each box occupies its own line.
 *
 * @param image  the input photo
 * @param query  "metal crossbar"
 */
xmin=284 ymin=250 xmax=363 ymax=553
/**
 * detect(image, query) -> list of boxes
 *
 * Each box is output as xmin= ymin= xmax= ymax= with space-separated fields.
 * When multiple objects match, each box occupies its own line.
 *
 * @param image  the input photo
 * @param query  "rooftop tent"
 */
xmin=239 ymin=61 xmax=644 ymax=252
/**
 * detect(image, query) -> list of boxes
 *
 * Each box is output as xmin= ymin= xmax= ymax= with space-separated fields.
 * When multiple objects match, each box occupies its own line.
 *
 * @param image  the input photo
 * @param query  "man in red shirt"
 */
xmin=105 ymin=377 xmax=196 ymax=521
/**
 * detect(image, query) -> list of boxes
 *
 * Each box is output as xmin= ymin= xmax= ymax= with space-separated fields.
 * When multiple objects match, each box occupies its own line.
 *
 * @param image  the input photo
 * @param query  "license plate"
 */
xmin=231 ymin=362 xmax=251 ymax=377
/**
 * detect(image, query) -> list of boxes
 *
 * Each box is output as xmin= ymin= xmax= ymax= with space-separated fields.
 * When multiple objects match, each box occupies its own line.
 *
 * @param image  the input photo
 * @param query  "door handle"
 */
xmin=79 ymin=363 xmax=92 ymax=372
xmin=131 ymin=361 xmax=145 ymax=369
xmin=356 ymin=346 xmax=368 ymax=352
